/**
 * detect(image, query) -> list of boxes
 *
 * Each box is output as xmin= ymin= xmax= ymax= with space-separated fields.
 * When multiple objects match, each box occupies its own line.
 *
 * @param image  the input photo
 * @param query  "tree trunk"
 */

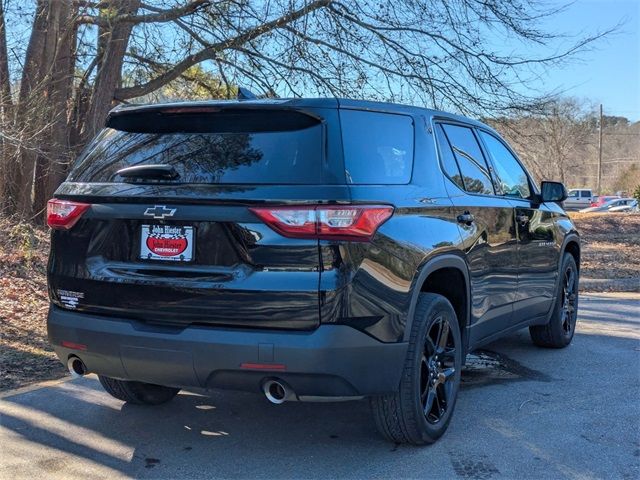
xmin=0 ymin=2 xmax=11 ymax=122
xmin=12 ymin=0 xmax=75 ymax=218
xmin=83 ymin=0 xmax=141 ymax=142
xmin=0 ymin=2 xmax=11 ymax=212
xmin=41 ymin=2 xmax=77 ymax=210
xmin=11 ymin=0 xmax=52 ymax=216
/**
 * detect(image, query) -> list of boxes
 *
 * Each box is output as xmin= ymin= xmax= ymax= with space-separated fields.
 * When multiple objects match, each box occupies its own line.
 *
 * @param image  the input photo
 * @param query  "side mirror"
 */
xmin=540 ymin=181 xmax=568 ymax=203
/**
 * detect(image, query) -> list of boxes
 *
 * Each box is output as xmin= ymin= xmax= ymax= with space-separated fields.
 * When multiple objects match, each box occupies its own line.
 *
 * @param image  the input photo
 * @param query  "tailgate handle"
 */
xmin=116 ymin=164 xmax=179 ymax=180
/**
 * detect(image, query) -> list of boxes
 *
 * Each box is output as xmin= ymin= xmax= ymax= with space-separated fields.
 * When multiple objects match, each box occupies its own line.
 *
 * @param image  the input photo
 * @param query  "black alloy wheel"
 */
xmin=530 ymin=253 xmax=580 ymax=348
xmin=371 ymin=293 xmax=462 ymax=445
xmin=420 ymin=315 xmax=457 ymax=424
xmin=560 ymin=265 xmax=578 ymax=335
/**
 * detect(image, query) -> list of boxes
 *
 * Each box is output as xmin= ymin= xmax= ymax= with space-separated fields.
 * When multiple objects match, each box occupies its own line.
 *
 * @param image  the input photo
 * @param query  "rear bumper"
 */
xmin=47 ymin=306 xmax=407 ymax=398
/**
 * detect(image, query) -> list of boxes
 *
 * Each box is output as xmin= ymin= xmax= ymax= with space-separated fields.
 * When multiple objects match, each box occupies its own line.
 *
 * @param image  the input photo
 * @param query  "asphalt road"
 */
xmin=1 ymin=293 xmax=638 ymax=480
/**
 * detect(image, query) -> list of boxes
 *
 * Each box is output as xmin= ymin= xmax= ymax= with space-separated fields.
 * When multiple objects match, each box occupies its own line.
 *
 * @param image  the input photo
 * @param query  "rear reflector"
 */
xmin=61 ymin=341 xmax=87 ymax=351
xmin=250 ymin=205 xmax=393 ymax=241
xmin=240 ymin=363 xmax=287 ymax=372
xmin=47 ymin=199 xmax=91 ymax=230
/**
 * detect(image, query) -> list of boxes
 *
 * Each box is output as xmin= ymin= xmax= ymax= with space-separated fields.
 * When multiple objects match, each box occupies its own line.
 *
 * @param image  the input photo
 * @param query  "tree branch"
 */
xmin=77 ymin=0 xmax=210 ymax=26
xmin=115 ymin=0 xmax=332 ymax=100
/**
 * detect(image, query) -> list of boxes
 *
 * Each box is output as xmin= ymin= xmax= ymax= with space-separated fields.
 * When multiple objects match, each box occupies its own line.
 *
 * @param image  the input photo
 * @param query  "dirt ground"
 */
xmin=0 ymin=212 xmax=638 ymax=391
xmin=570 ymin=212 xmax=640 ymax=292
xmin=0 ymin=218 xmax=65 ymax=391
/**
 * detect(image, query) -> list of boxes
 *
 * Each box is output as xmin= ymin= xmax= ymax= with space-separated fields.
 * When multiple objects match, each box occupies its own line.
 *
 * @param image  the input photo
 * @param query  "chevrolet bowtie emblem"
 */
xmin=144 ymin=205 xmax=176 ymax=219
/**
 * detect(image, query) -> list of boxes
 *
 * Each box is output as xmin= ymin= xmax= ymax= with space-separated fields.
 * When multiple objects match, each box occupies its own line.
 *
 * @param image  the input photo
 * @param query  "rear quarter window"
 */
xmin=340 ymin=110 xmax=414 ymax=184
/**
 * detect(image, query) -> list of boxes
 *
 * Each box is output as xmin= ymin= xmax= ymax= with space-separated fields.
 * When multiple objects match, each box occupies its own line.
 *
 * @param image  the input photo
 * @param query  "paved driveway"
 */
xmin=1 ymin=293 xmax=638 ymax=479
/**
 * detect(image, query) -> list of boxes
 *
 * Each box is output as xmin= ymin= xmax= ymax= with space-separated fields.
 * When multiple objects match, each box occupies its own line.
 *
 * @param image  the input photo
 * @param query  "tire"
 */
xmin=529 ymin=253 xmax=579 ymax=348
xmin=98 ymin=375 xmax=180 ymax=405
xmin=371 ymin=293 xmax=463 ymax=445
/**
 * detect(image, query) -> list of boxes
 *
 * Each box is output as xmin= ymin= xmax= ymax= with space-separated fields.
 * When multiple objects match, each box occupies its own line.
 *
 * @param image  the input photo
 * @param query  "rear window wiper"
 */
xmin=115 ymin=164 xmax=179 ymax=181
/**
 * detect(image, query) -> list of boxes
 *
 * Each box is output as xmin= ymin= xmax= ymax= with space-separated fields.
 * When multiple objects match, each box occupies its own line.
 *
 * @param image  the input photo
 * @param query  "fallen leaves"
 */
xmin=0 ymin=217 xmax=66 ymax=391
xmin=570 ymin=213 xmax=640 ymax=291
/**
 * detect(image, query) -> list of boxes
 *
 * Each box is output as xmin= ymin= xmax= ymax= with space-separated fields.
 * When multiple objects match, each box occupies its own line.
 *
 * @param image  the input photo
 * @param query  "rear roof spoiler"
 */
xmin=105 ymin=98 xmax=340 ymax=127
xmin=105 ymin=104 xmax=326 ymax=133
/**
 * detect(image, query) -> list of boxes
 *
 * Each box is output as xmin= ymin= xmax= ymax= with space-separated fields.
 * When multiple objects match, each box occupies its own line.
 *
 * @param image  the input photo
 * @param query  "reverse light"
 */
xmin=250 ymin=205 xmax=393 ymax=241
xmin=47 ymin=199 xmax=91 ymax=230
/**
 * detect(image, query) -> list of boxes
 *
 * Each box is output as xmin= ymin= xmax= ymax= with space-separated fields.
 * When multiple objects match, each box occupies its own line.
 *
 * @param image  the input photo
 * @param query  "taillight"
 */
xmin=47 ymin=199 xmax=91 ymax=230
xmin=250 ymin=205 xmax=393 ymax=241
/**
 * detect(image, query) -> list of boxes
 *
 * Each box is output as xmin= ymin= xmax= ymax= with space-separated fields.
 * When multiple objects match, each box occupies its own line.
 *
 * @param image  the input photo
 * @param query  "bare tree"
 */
xmin=602 ymin=119 xmax=640 ymax=194
xmin=490 ymin=99 xmax=640 ymax=193
xmin=0 ymin=1 xmax=12 ymax=203
xmin=492 ymin=99 xmax=596 ymax=183
xmin=0 ymin=0 xmax=615 ymax=219
xmin=0 ymin=2 xmax=10 ymax=122
xmin=613 ymin=164 xmax=640 ymax=195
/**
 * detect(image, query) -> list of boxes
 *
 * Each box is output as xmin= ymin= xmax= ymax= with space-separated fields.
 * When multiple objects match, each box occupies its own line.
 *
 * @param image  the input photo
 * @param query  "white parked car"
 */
xmin=609 ymin=199 xmax=638 ymax=213
xmin=579 ymin=198 xmax=637 ymax=213
xmin=564 ymin=189 xmax=596 ymax=209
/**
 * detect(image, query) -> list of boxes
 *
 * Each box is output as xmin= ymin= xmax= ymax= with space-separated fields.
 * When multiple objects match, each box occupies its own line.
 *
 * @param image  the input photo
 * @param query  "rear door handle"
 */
xmin=457 ymin=212 xmax=475 ymax=225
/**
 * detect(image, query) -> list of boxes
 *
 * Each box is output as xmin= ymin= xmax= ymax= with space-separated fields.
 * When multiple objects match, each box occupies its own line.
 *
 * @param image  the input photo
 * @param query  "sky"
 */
xmin=532 ymin=0 xmax=640 ymax=120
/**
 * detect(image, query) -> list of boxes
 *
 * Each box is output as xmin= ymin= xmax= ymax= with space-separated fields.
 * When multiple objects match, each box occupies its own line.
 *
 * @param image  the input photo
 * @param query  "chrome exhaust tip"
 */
xmin=67 ymin=356 xmax=87 ymax=378
xmin=262 ymin=379 xmax=292 ymax=404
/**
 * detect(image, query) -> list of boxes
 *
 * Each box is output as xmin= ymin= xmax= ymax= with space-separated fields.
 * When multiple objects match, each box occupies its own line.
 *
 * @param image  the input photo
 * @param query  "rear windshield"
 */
xmin=68 ymin=110 xmax=323 ymax=184
xmin=340 ymin=110 xmax=414 ymax=184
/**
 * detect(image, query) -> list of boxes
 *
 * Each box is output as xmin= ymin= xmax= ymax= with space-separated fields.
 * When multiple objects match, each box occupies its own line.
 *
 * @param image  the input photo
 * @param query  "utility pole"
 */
xmin=597 ymin=103 xmax=603 ymax=194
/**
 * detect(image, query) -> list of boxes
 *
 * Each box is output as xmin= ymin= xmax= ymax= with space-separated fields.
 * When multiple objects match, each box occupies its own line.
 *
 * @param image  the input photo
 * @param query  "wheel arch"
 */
xmin=404 ymin=254 xmax=471 ymax=355
xmin=562 ymin=235 xmax=581 ymax=271
xmin=535 ymin=233 xmax=581 ymax=327
xmin=554 ymin=233 xmax=581 ymax=305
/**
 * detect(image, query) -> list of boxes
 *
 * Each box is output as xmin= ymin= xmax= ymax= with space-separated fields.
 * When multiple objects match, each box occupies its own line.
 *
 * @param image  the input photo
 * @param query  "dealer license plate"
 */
xmin=140 ymin=224 xmax=194 ymax=262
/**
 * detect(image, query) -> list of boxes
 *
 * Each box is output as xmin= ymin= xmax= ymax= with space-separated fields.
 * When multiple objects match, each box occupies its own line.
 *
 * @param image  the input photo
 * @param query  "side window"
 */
xmin=568 ymin=190 xmax=579 ymax=198
xmin=581 ymin=190 xmax=591 ymax=198
xmin=340 ymin=110 xmax=414 ymax=184
xmin=441 ymin=124 xmax=494 ymax=195
xmin=478 ymin=131 xmax=531 ymax=199
xmin=434 ymin=125 xmax=464 ymax=190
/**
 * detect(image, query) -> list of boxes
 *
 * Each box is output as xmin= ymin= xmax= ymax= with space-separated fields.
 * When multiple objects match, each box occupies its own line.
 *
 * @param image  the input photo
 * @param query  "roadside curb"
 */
xmin=0 ymin=375 xmax=71 ymax=400
xmin=580 ymin=277 xmax=640 ymax=293
xmin=581 ymin=291 xmax=640 ymax=299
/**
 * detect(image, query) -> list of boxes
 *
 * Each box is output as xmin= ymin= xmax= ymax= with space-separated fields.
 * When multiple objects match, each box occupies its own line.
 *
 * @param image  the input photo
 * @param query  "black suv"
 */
xmin=47 ymin=98 xmax=580 ymax=445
